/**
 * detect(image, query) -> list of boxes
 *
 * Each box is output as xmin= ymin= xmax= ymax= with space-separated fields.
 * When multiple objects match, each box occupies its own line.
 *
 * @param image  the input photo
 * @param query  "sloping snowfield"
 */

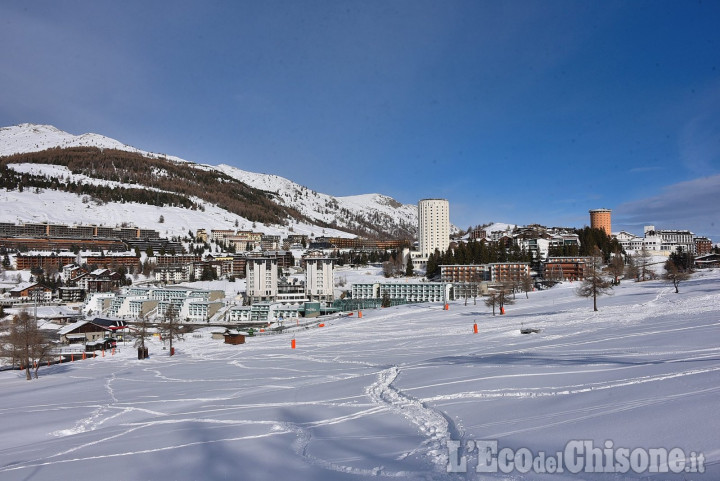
xmin=1 ymin=271 xmax=719 ymax=480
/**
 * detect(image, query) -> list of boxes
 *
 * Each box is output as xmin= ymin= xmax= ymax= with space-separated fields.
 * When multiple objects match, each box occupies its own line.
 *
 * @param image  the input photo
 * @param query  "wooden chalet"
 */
xmin=58 ymin=318 xmax=128 ymax=344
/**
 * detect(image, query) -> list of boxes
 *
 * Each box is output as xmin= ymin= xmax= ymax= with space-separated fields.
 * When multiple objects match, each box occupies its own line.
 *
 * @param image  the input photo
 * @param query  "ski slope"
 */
xmin=1 ymin=271 xmax=718 ymax=480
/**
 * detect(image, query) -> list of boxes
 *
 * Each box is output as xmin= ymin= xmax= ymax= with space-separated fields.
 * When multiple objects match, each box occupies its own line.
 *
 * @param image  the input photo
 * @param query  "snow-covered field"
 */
xmin=1 ymin=271 xmax=718 ymax=480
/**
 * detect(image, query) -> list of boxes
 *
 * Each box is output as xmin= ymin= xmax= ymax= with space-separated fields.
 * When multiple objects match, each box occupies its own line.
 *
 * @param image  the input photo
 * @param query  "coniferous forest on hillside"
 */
xmin=0 ymin=147 xmax=417 ymax=239
xmin=0 ymin=147 xmax=310 ymax=227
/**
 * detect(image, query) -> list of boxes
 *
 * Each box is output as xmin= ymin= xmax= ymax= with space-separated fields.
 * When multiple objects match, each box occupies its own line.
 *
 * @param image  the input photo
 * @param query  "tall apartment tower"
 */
xmin=589 ymin=208 xmax=612 ymax=236
xmin=303 ymin=251 xmax=335 ymax=301
xmin=246 ymin=256 xmax=278 ymax=302
xmin=418 ymin=198 xmax=450 ymax=257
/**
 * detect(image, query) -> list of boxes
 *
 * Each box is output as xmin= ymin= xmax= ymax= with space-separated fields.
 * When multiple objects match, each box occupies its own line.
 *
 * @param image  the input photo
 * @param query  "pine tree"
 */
xmin=405 ymin=256 xmax=414 ymax=277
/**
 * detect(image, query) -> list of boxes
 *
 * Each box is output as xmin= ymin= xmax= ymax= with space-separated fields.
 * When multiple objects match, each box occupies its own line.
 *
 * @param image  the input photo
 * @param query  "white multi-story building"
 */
xmin=418 ymin=198 xmax=450 ymax=258
xmin=155 ymin=266 xmax=191 ymax=284
xmin=94 ymin=287 xmax=223 ymax=321
xmin=226 ymin=303 xmax=303 ymax=324
xmin=303 ymin=251 xmax=335 ymax=301
xmin=615 ymin=226 xmax=695 ymax=255
xmin=614 ymin=231 xmax=644 ymax=251
xmin=209 ymin=229 xmax=235 ymax=242
xmin=246 ymin=256 xmax=278 ymax=302
xmin=644 ymin=226 xmax=695 ymax=254
xmin=351 ymin=282 xmax=452 ymax=303
xmin=82 ymin=292 xmax=116 ymax=315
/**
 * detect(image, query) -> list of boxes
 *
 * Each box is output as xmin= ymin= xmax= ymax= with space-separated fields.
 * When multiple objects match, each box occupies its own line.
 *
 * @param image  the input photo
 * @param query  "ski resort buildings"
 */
xmin=303 ymin=251 xmax=335 ymax=301
xmin=351 ymin=282 xmax=451 ymax=303
xmin=246 ymin=256 xmax=279 ymax=303
xmin=245 ymin=250 xmax=335 ymax=304
xmin=440 ymin=262 xmax=531 ymax=283
xmin=411 ymin=198 xmax=451 ymax=270
xmin=88 ymin=286 xmax=225 ymax=322
xmin=615 ymin=225 xmax=698 ymax=254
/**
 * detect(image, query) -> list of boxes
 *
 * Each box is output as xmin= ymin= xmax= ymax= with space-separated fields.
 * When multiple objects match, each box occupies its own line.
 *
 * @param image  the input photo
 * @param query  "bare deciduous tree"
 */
xmin=608 ymin=253 xmax=625 ymax=285
xmin=576 ymin=247 xmax=613 ymax=311
xmin=520 ymin=272 xmax=534 ymax=299
xmin=0 ymin=310 xmax=55 ymax=380
xmin=158 ymin=304 xmax=181 ymax=356
xmin=624 ymin=255 xmax=638 ymax=281
xmin=484 ymin=283 xmax=515 ymax=316
xmin=484 ymin=291 xmax=501 ymax=316
xmin=663 ymin=260 xmax=690 ymax=294
xmin=133 ymin=316 xmax=152 ymax=359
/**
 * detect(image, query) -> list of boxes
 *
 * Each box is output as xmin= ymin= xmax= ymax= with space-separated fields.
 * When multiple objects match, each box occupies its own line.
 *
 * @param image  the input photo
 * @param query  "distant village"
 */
xmin=0 ymin=201 xmax=717 ymax=354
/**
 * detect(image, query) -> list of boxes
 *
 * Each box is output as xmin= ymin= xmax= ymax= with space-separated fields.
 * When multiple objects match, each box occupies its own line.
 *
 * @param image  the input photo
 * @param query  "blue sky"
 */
xmin=1 ymin=1 xmax=719 ymax=239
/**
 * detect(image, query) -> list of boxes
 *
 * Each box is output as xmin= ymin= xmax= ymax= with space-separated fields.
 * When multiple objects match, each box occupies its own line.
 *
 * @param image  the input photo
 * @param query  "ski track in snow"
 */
xmin=366 ymin=366 xmax=457 ymax=471
xmin=1 ymin=273 xmax=720 ymax=480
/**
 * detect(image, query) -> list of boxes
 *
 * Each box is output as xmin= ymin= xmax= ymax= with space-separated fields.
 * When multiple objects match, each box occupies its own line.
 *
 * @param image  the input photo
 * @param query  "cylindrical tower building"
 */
xmin=589 ymin=208 xmax=612 ymax=236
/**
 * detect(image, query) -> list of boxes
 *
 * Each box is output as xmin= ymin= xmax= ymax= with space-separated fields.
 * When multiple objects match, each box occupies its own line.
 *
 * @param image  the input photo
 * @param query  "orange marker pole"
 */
xmin=71 ymin=354 xmax=74 ymax=362
xmin=473 ymin=323 xmax=478 ymax=334
xmin=291 ymin=339 xmax=296 ymax=349
xmin=358 ymin=311 xmax=362 ymax=318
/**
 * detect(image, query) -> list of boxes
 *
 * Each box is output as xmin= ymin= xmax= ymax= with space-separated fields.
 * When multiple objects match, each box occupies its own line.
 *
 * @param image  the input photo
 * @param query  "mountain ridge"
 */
xmin=0 ymin=123 xmax=420 ymax=240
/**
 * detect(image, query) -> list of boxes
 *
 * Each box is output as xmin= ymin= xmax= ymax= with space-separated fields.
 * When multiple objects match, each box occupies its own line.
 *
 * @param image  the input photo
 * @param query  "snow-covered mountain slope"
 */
xmin=214 ymin=164 xmax=418 ymax=238
xmin=0 ymin=123 xmax=186 ymax=163
xmin=484 ymin=222 xmax=516 ymax=234
xmin=0 ymin=188 xmax=351 ymax=240
xmin=1 ymin=123 xmax=419 ymax=238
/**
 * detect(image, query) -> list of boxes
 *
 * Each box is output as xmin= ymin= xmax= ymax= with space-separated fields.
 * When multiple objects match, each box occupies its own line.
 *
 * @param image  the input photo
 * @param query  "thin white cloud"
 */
xmin=628 ymin=166 xmax=665 ymax=173
xmin=614 ymin=174 xmax=720 ymax=239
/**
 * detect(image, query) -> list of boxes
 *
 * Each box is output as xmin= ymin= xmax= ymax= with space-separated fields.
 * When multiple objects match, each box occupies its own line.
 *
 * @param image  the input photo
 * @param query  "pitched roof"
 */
xmin=58 ymin=318 xmax=128 ymax=336
xmin=57 ymin=320 xmax=89 ymax=336
xmin=9 ymin=282 xmax=35 ymax=293
xmin=89 ymin=317 xmax=128 ymax=328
